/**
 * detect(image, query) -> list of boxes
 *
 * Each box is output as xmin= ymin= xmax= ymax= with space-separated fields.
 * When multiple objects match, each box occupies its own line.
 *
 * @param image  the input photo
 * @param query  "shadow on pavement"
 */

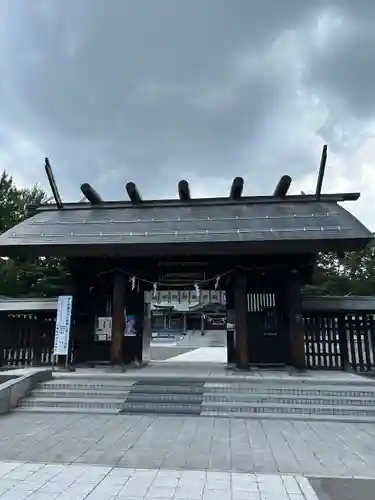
xmin=309 ymin=477 xmax=375 ymax=500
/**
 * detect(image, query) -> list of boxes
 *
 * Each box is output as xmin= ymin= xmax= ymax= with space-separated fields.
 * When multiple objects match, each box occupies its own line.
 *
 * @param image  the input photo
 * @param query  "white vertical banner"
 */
xmin=53 ymin=295 xmax=73 ymax=356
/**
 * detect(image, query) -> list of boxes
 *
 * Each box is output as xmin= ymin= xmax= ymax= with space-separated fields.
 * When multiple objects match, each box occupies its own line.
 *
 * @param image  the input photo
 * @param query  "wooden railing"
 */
xmin=303 ymin=312 xmax=375 ymax=372
xmin=0 ymin=312 xmax=57 ymax=367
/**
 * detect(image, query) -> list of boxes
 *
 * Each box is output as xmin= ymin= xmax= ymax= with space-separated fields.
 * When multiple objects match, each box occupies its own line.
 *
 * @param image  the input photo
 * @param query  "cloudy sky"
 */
xmin=0 ymin=0 xmax=375 ymax=227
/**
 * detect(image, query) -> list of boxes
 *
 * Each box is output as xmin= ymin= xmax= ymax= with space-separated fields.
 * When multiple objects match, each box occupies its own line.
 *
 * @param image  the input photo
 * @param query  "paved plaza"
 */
xmin=52 ymin=363 xmax=375 ymax=383
xmin=0 ymin=462 xmax=319 ymax=499
xmin=2 ymin=412 xmax=375 ymax=477
xmin=0 ymin=412 xmax=374 ymax=498
xmin=2 ymin=366 xmax=375 ymax=498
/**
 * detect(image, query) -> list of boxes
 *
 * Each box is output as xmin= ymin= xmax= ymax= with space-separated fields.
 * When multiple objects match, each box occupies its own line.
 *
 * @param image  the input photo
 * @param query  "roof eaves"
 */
xmin=31 ymin=192 xmax=361 ymax=213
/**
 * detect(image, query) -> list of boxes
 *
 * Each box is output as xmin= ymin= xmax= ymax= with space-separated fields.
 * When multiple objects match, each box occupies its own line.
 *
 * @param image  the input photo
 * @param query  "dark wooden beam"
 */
xmin=80 ymin=183 xmax=103 ymax=205
xmin=288 ymin=270 xmax=306 ymax=370
xmin=36 ymin=191 xmax=361 ymax=212
xmin=44 ymin=158 xmax=63 ymax=209
xmin=315 ymin=145 xmax=327 ymax=200
xmin=234 ymin=267 xmax=249 ymax=370
xmin=110 ymin=271 xmax=126 ymax=366
xmin=229 ymin=177 xmax=244 ymax=200
xmin=178 ymin=180 xmax=191 ymax=201
xmin=273 ymin=175 xmax=292 ymax=197
xmin=126 ymin=182 xmax=143 ymax=204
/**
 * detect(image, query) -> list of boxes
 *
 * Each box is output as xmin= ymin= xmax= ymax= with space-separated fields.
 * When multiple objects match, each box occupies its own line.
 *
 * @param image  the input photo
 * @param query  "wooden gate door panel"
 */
xmin=247 ymin=292 xmax=288 ymax=365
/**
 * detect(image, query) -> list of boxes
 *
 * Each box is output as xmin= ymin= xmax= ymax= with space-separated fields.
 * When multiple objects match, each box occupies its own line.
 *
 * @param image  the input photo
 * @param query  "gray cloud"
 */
xmin=0 ymin=0 xmax=374 ymax=227
xmin=305 ymin=2 xmax=375 ymax=120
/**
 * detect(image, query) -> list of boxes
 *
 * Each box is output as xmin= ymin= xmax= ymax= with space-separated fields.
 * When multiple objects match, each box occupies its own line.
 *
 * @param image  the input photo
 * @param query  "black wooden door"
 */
xmin=247 ymin=292 xmax=288 ymax=365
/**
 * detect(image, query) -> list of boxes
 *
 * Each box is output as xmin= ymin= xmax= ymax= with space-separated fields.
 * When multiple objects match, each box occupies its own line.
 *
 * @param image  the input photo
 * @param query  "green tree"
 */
xmin=304 ymin=238 xmax=375 ymax=296
xmin=0 ymin=171 xmax=66 ymax=297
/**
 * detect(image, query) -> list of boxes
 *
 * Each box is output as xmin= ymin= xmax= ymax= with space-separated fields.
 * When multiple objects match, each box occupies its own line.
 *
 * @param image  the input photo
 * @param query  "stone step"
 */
xmin=120 ymin=399 xmax=375 ymax=418
xmin=204 ymin=384 xmax=375 ymax=397
xmin=130 ymin=385 xmax=204 ymax=395
xmin=36 ymin=381 xmax=375 ymax=398
xmin=41 ymin=375 xmax=375 ymax=391
xmin=39 ymin=381 xmax=134 ymax=391
xmin=201 ymin=401 xmax=375 ymax=416
xmin=16 ymin=375 xmax=375 ymax=420
xmin=32 ymin=389 xmax=130 ymax=399
xmin=203 ymin=392 xmax=375 ymax=406
xmin=126 ymin=393 xmax=203 ymax=404
xmin=124 ymin=390 xmax=375 ymax=405
xmin=120 ymin=402 xmax=201 ymax=415
xmin=18 ymin=397 xmax=124 ymax=410
xmin=135 ymin=378 xmax=205 ymax=386
xmin=15 ymin=406 xmax=375 ymax=422
xmin=51 ymin=371 xmax=375 ymax=386
xmin=126 ymin=382 xmax=375 ymax=397
xmin=12 ymin=407 xmax=118 ymax=414
xmin=200 ymin=411 xmax=375 ymax=423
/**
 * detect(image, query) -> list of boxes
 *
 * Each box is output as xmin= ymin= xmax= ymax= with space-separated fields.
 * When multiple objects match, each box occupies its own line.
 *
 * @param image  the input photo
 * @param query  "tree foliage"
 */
xmin=0 ymin=171 xmax=66 ymax=297
xmin=304 ymin=239 xmax=375 ymax=296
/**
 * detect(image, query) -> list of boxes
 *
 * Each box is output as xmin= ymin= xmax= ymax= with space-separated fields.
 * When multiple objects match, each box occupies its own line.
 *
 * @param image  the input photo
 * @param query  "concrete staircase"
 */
xmin=200 ymin=382 xmax=375 ymax=421
xmin=14 ymin=374 xmax=375 ymax=422
xmin=121 ymin=379 xmax=205 ymax=416
xmin=16 ymin=379 xmax=134 ymax=414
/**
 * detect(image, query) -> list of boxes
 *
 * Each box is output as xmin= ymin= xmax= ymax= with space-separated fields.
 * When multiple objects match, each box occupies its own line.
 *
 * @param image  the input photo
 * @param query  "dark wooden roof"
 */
xmin=0 ymin=193 xmax=371 ymax=257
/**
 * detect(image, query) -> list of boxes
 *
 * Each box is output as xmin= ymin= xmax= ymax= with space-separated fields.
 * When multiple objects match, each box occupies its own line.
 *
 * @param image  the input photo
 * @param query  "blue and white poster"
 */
xmin=53 ymin=295 xmax=73 ymax=355
xmin=124 ymin=315 xmax=137 ymax=336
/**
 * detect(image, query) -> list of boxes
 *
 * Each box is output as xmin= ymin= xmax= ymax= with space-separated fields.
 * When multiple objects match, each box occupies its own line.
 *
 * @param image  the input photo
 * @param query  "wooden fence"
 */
xmin=1 ymin=301 xmax=375 ymax=372
xmin=303 ymin=311 xmax=375 ymax=372
xmin=0 ymin=311 xmax=72 ymax=367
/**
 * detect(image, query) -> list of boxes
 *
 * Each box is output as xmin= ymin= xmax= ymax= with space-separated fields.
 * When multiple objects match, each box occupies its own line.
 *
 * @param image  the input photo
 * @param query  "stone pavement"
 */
xmin=1 ymin=413 xmax=375 ymax=477
xmin=52 ymin=364 xmax=375 ymax=383
xmin=309 ymin=476 xmax=375 ymax=500
xmin=2 ymin=367 xmax=375 ymax=499
xmin=163 ymin=347 xmax=227 ymax=363
xmin=150 ymin=346 xmax=199 ymax=361
xmin=0 ymin=462 xmax=319 ymax=499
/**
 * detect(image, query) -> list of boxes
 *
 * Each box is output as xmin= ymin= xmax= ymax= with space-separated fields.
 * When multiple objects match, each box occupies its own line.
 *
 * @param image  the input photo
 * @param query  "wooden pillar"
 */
xmin=0 ymin=313 xmax=5 ymax=367
xmin=226 ymin=286 xmax=236 ymax=364
xmin=73 ymin=282 xmax=92 ymax=365
xmin=234 ymin=268 xmax=249 ymax=370
xmin=288 ymin=270 xmax=306 ymax=370
xmin=124 ymin=281 xmax=145 ymax=364
xmin=142 ymin=295 xmax=152 ymax=364
xmin=33 ymin=314 xmax=43 ymax=366
xmin=110 ymin=271 xmax=126 ymax=365
xmin=168 ymin=311 xmax=171 ymax=329
xmin=338 ymin=314 xmax=349 ymax=370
